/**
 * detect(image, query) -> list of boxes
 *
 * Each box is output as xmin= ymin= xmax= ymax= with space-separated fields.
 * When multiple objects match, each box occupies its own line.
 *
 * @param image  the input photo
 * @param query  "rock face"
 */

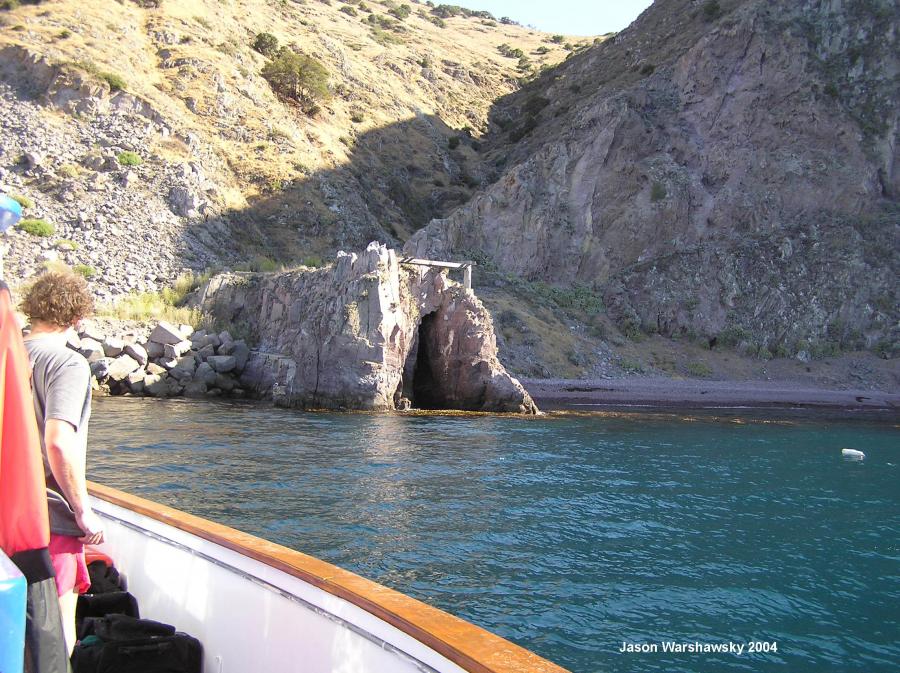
xmin=200 ymin=243 xmax=537 ymax=413
xmin=406 ymin=0 xmax=899 ymax=356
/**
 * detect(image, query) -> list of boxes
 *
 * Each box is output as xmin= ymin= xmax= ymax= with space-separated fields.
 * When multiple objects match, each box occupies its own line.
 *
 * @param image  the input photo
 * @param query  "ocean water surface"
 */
xmin=88 ymin=398 xmax=899 ymax=673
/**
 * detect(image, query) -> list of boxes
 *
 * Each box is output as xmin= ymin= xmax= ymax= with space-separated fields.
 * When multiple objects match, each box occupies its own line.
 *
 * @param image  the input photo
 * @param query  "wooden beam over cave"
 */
xmin=399 ymin=257 xmax=477 ymax=289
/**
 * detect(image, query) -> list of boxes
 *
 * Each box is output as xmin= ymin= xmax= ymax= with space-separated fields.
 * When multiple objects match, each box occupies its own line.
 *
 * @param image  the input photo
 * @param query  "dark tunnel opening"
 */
xmin=408 ymin=312 xmax=447 ymax=410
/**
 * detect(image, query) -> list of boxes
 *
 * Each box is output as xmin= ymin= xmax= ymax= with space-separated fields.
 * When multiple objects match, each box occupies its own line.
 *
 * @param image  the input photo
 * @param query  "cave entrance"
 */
xmin=401 ymin=312 xmax=448 ymax=410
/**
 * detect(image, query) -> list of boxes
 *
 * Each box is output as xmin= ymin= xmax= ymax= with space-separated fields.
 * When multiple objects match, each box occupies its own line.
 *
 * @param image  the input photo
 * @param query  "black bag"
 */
xmin=72 ymin=614 xmax=202 ymax=673
xmin=76 ymin=591 xmax=140 ymax=637
xmin=86 ymin=560 xmax=125 ymax=594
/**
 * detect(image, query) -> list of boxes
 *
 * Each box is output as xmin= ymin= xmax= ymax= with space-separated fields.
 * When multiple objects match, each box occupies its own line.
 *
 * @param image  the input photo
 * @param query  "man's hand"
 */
xmin=76 ymin=509 xmax=105 ymax=545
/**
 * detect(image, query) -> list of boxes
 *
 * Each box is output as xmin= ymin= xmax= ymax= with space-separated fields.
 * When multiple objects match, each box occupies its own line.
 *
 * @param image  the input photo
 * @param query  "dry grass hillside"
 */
xmin=0 ymin=0 xmax=589 ymax=253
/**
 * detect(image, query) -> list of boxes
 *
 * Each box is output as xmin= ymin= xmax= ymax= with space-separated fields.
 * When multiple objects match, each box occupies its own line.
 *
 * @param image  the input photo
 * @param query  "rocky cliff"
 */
xmin=407 ymin=0 xmax=899 ymax=357
xmin=199 ymin=242 xmax=538 ymax=412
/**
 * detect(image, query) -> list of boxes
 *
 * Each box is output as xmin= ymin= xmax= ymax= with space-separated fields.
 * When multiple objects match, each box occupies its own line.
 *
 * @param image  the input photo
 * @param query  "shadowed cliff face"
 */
xmin=198 ymin=243 xmax=538 ymax=413
xmin=406 ymin=0 xmax=899 ymax=353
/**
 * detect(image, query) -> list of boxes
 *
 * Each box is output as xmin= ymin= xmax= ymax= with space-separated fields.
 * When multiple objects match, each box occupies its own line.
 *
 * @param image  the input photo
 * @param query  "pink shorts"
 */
xmin=49 ymin=534 xmax=91 ymax=596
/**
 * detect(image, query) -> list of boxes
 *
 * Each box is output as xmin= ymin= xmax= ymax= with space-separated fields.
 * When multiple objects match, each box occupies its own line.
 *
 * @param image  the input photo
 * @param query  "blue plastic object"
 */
xmin=0 ymin=549 xmax=25 ymax=673
xmin=0 ymin=195 xmax=22 ymax=233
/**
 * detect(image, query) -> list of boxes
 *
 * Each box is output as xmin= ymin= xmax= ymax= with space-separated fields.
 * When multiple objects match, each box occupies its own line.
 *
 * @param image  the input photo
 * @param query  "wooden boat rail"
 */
xmin=87 ymin=481 xmax=569 ymax=673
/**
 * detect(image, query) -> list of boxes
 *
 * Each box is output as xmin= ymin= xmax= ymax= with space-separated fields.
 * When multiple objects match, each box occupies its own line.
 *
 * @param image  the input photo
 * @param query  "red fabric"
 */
xmin=49 ymin=534 xmax=90 ymax=596
xmin=0 ymin=286 xmax=51 ymax=556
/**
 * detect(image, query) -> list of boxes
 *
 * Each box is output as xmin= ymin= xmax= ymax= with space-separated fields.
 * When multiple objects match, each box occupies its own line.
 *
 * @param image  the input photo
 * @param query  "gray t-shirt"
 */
xmin=25 ymin=335 xmax=92 ymax=537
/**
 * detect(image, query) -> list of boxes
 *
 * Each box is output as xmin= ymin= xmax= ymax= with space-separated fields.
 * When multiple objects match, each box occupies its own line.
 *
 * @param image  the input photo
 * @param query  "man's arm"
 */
xmin=44 ymin=418 xmax=104 ymax=545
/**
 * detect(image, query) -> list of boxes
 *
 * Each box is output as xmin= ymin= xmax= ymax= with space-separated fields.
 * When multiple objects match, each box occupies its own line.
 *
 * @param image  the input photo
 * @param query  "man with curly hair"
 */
xmin=22 ymin=271 xmax=104 ymax=655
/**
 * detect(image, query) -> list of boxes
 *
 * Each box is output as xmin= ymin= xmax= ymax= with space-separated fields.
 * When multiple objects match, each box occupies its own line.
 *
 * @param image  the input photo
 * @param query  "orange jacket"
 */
xmin=0 ymin=284 xmax=50 ymax=556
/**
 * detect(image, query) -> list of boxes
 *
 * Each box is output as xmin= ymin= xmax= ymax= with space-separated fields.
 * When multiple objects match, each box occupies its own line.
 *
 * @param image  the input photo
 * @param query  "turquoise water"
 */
xmin=88 ymin=398 xmax=899 ymax=672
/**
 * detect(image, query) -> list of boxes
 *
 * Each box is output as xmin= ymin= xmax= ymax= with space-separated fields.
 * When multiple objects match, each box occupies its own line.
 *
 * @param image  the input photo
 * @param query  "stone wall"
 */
xmin=200 ymin=242 xmax=538 ymax=413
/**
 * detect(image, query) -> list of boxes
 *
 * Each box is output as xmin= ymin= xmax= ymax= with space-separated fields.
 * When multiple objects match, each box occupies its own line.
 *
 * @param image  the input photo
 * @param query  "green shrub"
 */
xmin=18 ymin=218 xmax=55 ymax=237
xmin=261 ymin=49 xmax=330 ymax=110
xmin=117 ymin=151 xmax=142 ymax=166
xmin=9 ymin=193 xmax=33 ymax=209
xmin=497 ymin=43 xmax=524 ymax=59
xmin=339 ymin=5 xmax=357 ymax=16
xmin=650 ymin=181 xmax=667 ymax=202
xmin=160 ymin=270 xmax=212 ymax=305
xmin=620 ymin=358 xmax=644 ymax=374
xmin=718 ymin=326 xmax=751 ymax=348
xmin=702 ymin=0 xmax=722 ymax=21
xmin=242 ymin=256 xmax=281 ymax=272
xmin=0 ymin=0 xmax=22 ymax=10
xmin=640 ymin=63 xmax=655 ymax=76
xmin=55 ymin=239 xmax=79 ymax=251
xmin=58 ymin=163 xmax=80 ymax=178
xmin=387 ymin=3 xmax=410 ymax=20
xmin=58 ymin=29 xmax=72 ymax=39
xmin=73 ymin=264 xmax=96 ymax=278
xmin=100 ymin=71 xmax=126 ymax=91
xmin=550 ymin=34 xmax=564 ymax=43
xmin=370 ymin=26 xmax=404 ymax=45
xmin=687 ymin=362 xmax=713 ymax=377
xmin=350 ymin=111 xmax=364 ymax=123
xmin=252 ymin=32 xmax=279 ymax=56
xmin=447 ymin=136 xmax=460 ymax=150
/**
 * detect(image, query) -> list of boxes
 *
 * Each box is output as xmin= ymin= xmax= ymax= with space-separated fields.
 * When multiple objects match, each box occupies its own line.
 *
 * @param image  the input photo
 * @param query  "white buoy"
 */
xmin=842 ymin=448 xmax=865 ymax=460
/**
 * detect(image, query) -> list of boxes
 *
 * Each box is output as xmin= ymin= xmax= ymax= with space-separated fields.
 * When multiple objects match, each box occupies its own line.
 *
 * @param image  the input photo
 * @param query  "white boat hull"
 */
xmin=87 ymin=483 xmax=567 ymax=673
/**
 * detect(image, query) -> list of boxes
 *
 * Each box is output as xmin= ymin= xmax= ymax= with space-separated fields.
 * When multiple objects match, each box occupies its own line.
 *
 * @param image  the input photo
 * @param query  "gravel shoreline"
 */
xmin=522 ymin=377 xmax=900 ymax=413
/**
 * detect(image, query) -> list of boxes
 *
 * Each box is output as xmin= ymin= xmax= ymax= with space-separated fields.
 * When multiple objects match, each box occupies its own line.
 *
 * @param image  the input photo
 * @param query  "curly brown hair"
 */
xmin=20 ymin=271 xmax=94 ymax=327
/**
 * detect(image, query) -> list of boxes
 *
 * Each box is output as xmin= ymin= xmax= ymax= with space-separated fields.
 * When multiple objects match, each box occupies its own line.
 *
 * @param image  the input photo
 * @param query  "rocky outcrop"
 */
xmin=199 ymin=242 xmax=537 ymax=413
xmin=406 ymin=0 xmax=899 ymax=356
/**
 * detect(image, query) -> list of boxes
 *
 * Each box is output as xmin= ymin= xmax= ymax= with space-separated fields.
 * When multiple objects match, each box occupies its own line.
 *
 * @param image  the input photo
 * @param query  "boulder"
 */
xmin=79 ymin=338 xmax=105 ymax=363
xmin=148 ymin=321 xmax=184 ymax=345
xmin=163 ymin=340 xmax=193 ymax=359
xmin=127 ymin=370 xmax=146 ymax=394
xmin=107 ymin=354 xmax=140 ymax=382
xmin=103 ymin=337 xmax=125 ymax=358
xmin=78 ymin=320 xmax=106 ymax=343
xmin=196 ymin=344 xmax=216 ymax=361
xmin=179 ymin=324 xmax=195 ymax=338
xmin=146 ymin=341 xmax=165 ymax=359
xmin=124 ymin=342 xmax=148 ymax=365
xmin=90 ymin=359 xmax=110 ymax=380
xmin=169 ymin=355 xmax=197 ymax=380
xmin=144 ymin=374 xmax=169 ymax=397
xmin=157 ymin=357 xmax=178 ymax=370
xmin=217 ymin=330 xmax=233 ymax=345
xmin=183 ymin=380 xmax=207 ymax=398
xmin=146 ymin=362 xmax=166 ymax=375
xmin=195 ymin=362 xmax=218 ymax=386
xmin=168 ymin=186 xmax=205 ymax=218
xmin=215 ymin=373 xmax=235 ymax=392
xmin=200 ymin=334 xmax=221 ymax=349
xmin=206 ymin=355 xmax=236 ymax=373
xmin=24 ymin=151 xmax=46 ymax=170
xmin=231 ymin=341 xmax=250 ymax=372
